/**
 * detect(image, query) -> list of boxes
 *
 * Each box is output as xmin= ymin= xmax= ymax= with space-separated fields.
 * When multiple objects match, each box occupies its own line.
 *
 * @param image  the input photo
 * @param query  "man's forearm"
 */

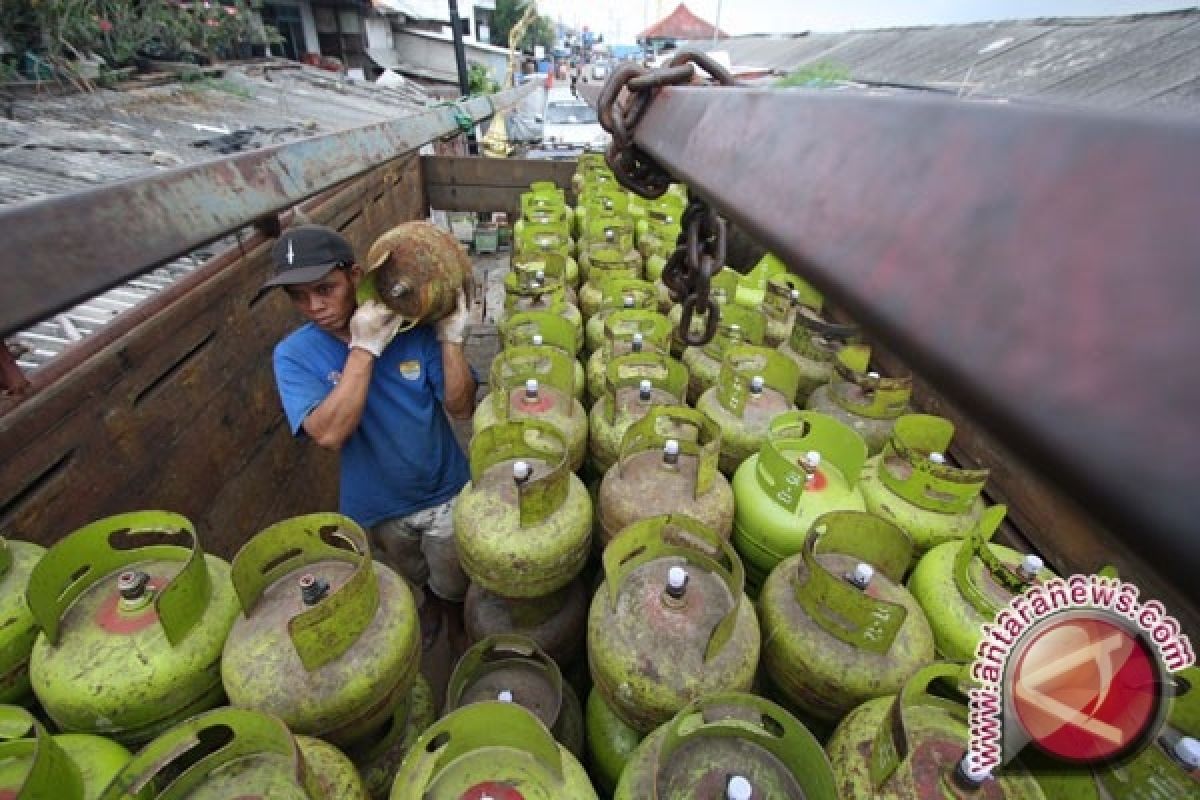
xmin=441 ymin=342 xmax=476 ymax=419
xmin=302 ymin=348 xmax=375 ymax=449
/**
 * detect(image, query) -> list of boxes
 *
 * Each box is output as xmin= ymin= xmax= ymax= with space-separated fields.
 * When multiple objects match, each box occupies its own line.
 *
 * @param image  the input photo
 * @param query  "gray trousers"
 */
xmin=371 ymin=498 xmax=468 ymax=602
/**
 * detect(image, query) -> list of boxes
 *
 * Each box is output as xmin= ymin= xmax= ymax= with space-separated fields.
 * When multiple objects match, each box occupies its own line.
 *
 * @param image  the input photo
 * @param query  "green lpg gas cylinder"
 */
xmin=0 ymin=536 xmax=44 ymax=705
xmin=759 ymin=512 xmax=935 ymax=725
xmin=1173 ymin=667 xmax=1200 ymax=738
xmin=390 ymin=701 xmax=597 ymax=800
xmin=586 ymin=309 xmax=672 ymax=404
xmin=667 ymin=267 xmax=744 ymax=357
xmin=346 ymin=675 xmax=436 ymax=800
xmin=778 ymin=306 xmax=859 ymax=405
xmin=681 ymin=305 xmax=766 ymax=404
xmin=515 ymin=216 xmax=574 ymax=253
xmin=471 ymin=345 xmax=588 ymax=472
xmin=454 ymin=421 xmax=592 ymax=598
xmin=1022 ymin=730 xmax=1200 ymax=800
xmin=762 ymin=272 xmax=822 ymax=348
xmin=583 ymin=278 xmax=657 ymax=353
xmin=636 ymin=197 xmax=683 ymax=261
xmin=576 ymin=192 xmax=630 ymax=241
xmin=499 ymin=310 xmax=585 ymax=402
xmin=807 ymin=344 xmax=913 ymax=454
xmin=0 ymin=705 xmax=138 ymax=800
xmin=27 ymin=511 xmax=238 ymax=745
xmin=578 ymin=217 xmax=640 ymax=280
xmin=826 ymin=664 xmax=1046 ymax=800
xmin=731 ymin=410 xmax=868 ymax=589
xmin=861 ymin=414 xmax=995 ymax=552
xmin=588 ymin=515 xmax=760 ymax=734
xmin=614 ymin=692 xmax=837 ymax=800
xmin=596 ymin=407 xmax=735 ymax=550
xmin=695 ymin=344 xmax=801 ymax=476
xmin=445 ymin=635 xmax=584 ymax=758
xmin=503 ymin=272 xmax=583 ymax=334
xmin=907 ymin=515 xmax=1056 ymax=662
xmin=579 ymin=248 xmax=643 ymax=318
xmin=512 ymin=249 xmax=579 ymax=294
xmin=464 ymin=579 xmax=589 ymax=667
xmin=221 ymin=513 xmax=420 ymax=747
xmin=586 ymin=688 xmax=642 ymax=795
xmin=99 ymin=707 xmax=366 ymax=799
xmin=588 ymin=351 xmax=689 ymax=476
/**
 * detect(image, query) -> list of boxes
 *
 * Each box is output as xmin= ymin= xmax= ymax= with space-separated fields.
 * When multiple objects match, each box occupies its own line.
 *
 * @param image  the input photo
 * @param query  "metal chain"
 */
xmin=596 ymin=51 xmax=737 ymax=346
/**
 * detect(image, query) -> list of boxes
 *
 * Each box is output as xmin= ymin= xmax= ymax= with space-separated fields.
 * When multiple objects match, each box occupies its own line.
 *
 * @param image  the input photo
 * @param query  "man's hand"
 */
xmin=436 ymin=289 xmax=470 ymax=345
xmin=349 ymin=300 xmax=402 ymax=357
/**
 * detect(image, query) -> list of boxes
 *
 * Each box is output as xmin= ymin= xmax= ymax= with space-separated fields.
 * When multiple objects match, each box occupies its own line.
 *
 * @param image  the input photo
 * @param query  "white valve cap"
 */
xmin=632 ymin=332 xmax=644 ymax=344
xmin=535 ymin=269 xmax=545 ymax=281
xmin=525 ymin=378 xmax=539 ymax=394
xmin=531 ymin=334 xmax=544 ymax=347
xmin=867 ymin=370 xmax=881 ymax=379
xmin=531 ymin=280 xmax=542 ymax=289
xmin=789 ymin=289 xmax=801 ymax=301
xmin=623 ymin=295 xmax=635 ymax=307
xmin=513 ymin=461 xmax=532 ymax=481
xmin=929 ymin=451 xmax=946 ymax=464
xmin=959 ymin=755 xmax=992 ymax=783
xmin=639 ymin=379 xmax=653 ymax=394
xmin=1019 ymin=555 xmax=1044 ymax=578
xmin=667 ymin=566 xmax=688 ymax=592
xmin=726 ymin=775 xmax=753 ymax=800
xmin=803 ymin=450 xmax=822 ymax=469
xmin=729 ymin=323 xmax=741 ymax=332
xmin=1175 ymin=736 xmax=1200 ymax=769
xmin=749 ymin=375 xmax=765 ymax=392
xmin=497 ymin=690 xmax=514 ymax=703
xmin=664 ymin=439 xmax=681 ymax=457
xmin=852 ymin=563 xmax=875 ymax=588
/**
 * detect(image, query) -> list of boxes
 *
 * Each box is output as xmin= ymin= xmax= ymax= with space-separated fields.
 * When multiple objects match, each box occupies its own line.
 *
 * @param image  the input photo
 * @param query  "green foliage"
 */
xmin=489 ymin=0 xmax=555 ymax=52
xmin=467 ymin=62 xmax=497 ymax=95
xmin=774 ymin=61 xmax=851 ymax=88
xmin=180 ymin=74 xmax=254 ymax=98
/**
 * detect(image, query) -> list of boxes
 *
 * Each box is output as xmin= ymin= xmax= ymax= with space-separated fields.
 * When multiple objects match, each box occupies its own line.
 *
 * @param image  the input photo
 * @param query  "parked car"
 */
xmin=538 ymin=87 xmax=609 ymax=151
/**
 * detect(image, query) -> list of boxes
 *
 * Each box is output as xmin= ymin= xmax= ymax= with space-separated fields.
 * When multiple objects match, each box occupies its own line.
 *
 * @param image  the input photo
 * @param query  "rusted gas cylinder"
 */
xmin=667 ymin=267 xmax=744 ymax=355
xmin=583 ymin=278 xmax=658 ymax=353
xmin=861 ymin=413 xmax=993 ymax=553
xmin=359 ymin=221 xmax=470 ymax=328
xmin=695 ymin=344 xmax=801 ymax=476
xmin=1022 ymin=729 xmax=1200 ymax=800
xmin=464 ymin=578 xmax=589 ymax=667
xmin=0 ymin=705 xmax=139 ymax=800
xmin=579 ymin=246 xmax=643 ymax=318
xmin=588 ymin=351 xmax=689 ymax=476
xmin=454 ymin=421 xmax=592 ymax=598
xmin=586 ymin=308 xmax=673 ymax=404
xmin=614 ymin=693 xmax=837 ymax=800
xmin=97 ymin=707 xmax=367 ymax=799
xmin=220 ymin=513 xmax=420 ymax=747
xmin=681 ymin=307 xmax=769 ymax=406
xmin=27 ymin=512 xmax=238 ymax=745
xmin=731 ymin=411 xmax=868 ymax=590
xmin=586 ymin=688 xmax=643 ymax=795
xmin=589 ymin=515 xmax=759 ymax=735
xmin=762 ymin=272 xmax=822 ymax=348
xmin=444 ymin=635 xmax=584 ymax=758
xmin=826 ymin=664 xmax=1046 ymax=800
xmin=807 ymin=344 xmax=913 ymax=454
xmin=345 ymin=675 xmax=436 ymax=800
xmin=760 ymin=513 xmax=935 ymax=725
xmin=0 ymin=535 xmax=44 ymax=705
xmin=471 ymin=345 xmax=588 ymax=472
xmin=596 ymin=407 xmax=735 ymax=550
xmin=907 ymin=515 xmax=1056 ymax=663
xmin=499 ymin=309 xmax=586 ymax=403
xmin=778 ymin=305 xmax=859 ymax=405
xmin=503 ymin=271 xmax=583 ymax=334
xmin=389 ymin=702 xmax=597 ymax=799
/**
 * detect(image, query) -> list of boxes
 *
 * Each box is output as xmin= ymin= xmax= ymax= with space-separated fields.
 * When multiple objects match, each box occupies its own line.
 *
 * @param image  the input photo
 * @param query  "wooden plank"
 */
xmin=421 ymin=155 xmax=577 ymax=191
xmin=427 ymin=185 xmax=530 ymax=215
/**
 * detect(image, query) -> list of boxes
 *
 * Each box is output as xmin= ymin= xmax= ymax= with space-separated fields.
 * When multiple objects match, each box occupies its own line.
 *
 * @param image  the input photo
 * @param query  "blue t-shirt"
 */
xmin=273 ymin=323 xmax=470 ymax=528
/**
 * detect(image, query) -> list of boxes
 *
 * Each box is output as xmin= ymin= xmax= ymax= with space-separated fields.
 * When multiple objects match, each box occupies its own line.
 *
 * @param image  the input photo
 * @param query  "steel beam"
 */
xmin=0 ymin=84 xmax=533 ymax=338
xmin=631 ymin=86 xmax=1200 ymax=596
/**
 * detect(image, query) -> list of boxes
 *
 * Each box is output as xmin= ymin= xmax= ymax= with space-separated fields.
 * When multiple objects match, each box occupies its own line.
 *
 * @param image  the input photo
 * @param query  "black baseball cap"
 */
xmin=258 ymin=225 xmax=356 ymax=294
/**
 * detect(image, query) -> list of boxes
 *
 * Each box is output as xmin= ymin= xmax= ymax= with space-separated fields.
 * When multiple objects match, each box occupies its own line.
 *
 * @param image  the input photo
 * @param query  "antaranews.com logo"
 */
xmin=968 ymin=573 xmax=1194 ymax=773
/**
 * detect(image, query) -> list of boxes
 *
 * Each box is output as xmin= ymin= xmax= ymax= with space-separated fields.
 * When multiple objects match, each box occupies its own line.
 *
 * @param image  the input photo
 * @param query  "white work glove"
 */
xmin=436 ymin=288 xmax=470 ymax=345
xmin=349 ymin=300 xmax=403 ymax=357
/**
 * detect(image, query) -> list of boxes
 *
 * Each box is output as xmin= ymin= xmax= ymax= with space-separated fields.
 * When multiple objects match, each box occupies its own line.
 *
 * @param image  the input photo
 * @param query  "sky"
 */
xmin=534 ymin=1 xmax=1195 ymax=43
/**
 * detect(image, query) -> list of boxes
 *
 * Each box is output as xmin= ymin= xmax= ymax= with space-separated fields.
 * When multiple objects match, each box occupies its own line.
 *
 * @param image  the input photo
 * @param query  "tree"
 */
xmin=490 ymin=0 xmax=554 ymax=52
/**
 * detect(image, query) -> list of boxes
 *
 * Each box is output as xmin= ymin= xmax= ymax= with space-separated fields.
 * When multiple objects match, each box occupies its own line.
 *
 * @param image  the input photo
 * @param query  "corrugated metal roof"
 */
xmin=699 ymin=9 xmax=1200 ymax=115
xmin=1 ymin=63 xmax=432 ymax=375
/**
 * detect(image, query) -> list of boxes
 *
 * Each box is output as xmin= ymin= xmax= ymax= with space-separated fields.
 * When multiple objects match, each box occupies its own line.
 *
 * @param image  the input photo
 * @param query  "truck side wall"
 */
xmin=0 ymin=154 xmax=427 ymax=559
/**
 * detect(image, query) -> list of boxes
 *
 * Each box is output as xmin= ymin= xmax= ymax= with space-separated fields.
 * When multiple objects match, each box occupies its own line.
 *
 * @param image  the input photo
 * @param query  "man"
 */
xmin=260 ymin=224 xmax=475 ymax=628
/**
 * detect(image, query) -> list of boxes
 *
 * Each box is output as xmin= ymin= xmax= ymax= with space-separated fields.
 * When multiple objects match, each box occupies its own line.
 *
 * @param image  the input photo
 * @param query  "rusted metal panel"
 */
xmin=0 ymin=85 xmax=533 ymax=339
xmin=421 ymin=155 xmax=578 ymax=191
xmin=627 ymin=86 xmax=1200 ymax=595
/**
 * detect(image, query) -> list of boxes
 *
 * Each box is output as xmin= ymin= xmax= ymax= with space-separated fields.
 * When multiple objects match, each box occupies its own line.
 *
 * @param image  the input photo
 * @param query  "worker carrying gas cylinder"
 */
xmin=257 ymin=222 xmax=475 ymax=642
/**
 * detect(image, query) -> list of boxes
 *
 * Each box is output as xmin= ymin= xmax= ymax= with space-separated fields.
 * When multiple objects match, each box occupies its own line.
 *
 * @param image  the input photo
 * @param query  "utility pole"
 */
xmin=448 ymin=0 xmax=478 ymax=154
xmin=713 ymin=0 xmax=723 ymax=44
